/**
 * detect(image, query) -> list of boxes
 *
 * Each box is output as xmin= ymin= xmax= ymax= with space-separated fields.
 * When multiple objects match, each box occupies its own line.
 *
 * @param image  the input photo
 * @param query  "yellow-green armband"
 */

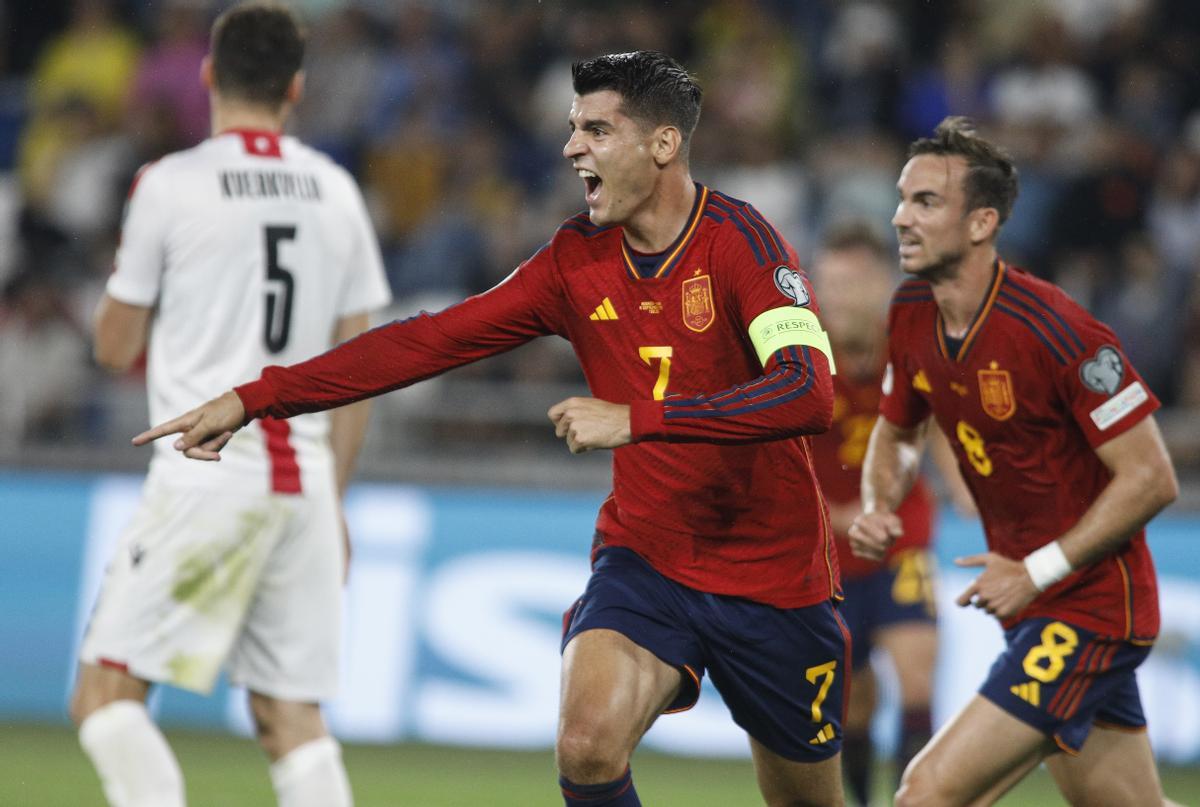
xmin=748 ymin=306 xmax=837 ymax=373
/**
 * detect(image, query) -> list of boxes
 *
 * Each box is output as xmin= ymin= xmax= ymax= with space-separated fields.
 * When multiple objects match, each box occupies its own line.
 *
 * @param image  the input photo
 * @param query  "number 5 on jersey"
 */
xmin=264 ymin=225 xmax=296 ymax=353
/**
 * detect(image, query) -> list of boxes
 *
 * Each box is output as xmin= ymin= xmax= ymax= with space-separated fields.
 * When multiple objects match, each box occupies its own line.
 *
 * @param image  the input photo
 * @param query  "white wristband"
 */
xmin=1023 ymin=541 xmax=1072 ymax=592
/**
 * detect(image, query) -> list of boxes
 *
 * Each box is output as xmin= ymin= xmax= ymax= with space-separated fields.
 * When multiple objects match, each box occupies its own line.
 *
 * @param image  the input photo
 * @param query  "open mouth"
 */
xmin=577 ymin=168 xmax=602 ymax=204
xmin=898 ymin=234 xmax=921 ymax=257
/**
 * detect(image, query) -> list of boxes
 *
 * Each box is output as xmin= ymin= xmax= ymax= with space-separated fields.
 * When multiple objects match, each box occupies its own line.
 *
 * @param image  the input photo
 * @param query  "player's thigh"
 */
xmin=749 ymin=736 xmax=844 ymax=807
xmin=874 ymin=621 xmax=937 ymax=707
xmin=1045 ymin=726 xmax=1167 ymax=806
xmin=896 ymin=695 xmax=1051 ymax=807
xmin=79 ymin=484 xmax=286 ymax=695
xmin=559 ymin=628 xmax=683 ymax=765
xmin=229 ymin=486 xmax=341 ymax=704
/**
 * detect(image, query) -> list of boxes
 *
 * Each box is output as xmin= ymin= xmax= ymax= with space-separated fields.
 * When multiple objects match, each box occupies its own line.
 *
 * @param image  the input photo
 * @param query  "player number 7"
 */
xmin=638 ymin=346 xmax=673 ymax=401
xmin=805 ymin=660 xmax=837 ymax=723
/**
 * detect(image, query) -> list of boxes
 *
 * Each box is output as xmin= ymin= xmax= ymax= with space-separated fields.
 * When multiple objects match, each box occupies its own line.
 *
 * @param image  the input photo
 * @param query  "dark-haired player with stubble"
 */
xmin=71 ymin=3 xmax=390 ymax=806
xmin=134 ymin=51 xmax=851 ymax=806
xmin=851 ymin=117 xmax=1182 ymax=806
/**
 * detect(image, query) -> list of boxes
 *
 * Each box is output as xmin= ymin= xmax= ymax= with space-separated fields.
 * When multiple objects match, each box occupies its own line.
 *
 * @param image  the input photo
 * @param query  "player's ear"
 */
xmin=652 ymin=125 xmax=682 ymax=167
xmin=286 ymin=70 xmax=305 ymax=106
xmin=200 ymin=55 xmax=214 ymax=92
xmin=968 ymin=207 xmax=999 ymax=245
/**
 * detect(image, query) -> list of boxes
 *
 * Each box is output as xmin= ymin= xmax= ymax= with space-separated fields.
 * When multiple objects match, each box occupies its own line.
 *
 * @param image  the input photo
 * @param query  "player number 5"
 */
xmin=264 ymin=225 xmax=297 ymax=353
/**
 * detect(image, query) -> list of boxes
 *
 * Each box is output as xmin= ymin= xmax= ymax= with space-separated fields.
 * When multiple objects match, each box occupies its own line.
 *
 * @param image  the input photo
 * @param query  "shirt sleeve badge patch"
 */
xmin=773 ymin=265 xmax=811 ymax=306
xmin=1079 ymin=345 xmax=1124 ymax=395
xmin=682 ymin=274 xmax=715 ymax=332
xmin=978 ymin=362 xmax=1017 ymax=420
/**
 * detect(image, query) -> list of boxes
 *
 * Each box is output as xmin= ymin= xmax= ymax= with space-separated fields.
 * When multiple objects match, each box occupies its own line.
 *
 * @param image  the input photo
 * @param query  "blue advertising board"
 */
xmin=2 ymin=470 xmax=1198 ymax=760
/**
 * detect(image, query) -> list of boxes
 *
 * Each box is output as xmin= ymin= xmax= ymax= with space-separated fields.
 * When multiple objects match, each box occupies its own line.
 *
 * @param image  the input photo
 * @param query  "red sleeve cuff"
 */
xmin=629 ymin=399 xmax=665 ymax=442
xmin=233 ymin=378 xmax=275 ymax=424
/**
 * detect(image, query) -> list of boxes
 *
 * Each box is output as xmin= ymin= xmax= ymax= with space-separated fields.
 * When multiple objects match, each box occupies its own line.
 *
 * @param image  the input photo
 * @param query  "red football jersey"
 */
xmin=879 ymin=261 xmax=1160 ymax=640
xmin=236 ymin=184 xmax=841 ymax=607
xmin=810 ymin=369 xmax=935 ymax=579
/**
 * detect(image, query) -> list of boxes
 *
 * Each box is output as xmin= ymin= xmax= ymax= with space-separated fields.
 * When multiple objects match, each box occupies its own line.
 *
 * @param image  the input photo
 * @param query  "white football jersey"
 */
xmin=108 ymin=129 xmax=391 ymax=491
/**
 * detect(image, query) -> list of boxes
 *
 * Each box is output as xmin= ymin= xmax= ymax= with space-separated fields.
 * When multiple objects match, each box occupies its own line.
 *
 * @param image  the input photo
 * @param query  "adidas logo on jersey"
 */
xmin=1010 ymin=681 xmax=1040 ymax=707
xmin=589 ymin=298 xmax=619 ymax=321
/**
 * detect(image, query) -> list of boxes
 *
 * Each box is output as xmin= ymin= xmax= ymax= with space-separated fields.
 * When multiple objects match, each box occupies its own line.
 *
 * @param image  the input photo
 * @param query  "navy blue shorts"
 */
xmin=978 ymin=616 xmax=1151 ymax=754
xmin=561 ymin=546 xmax=851 ymax=762
xmin=839 ymin=549 xmax=937 ymax=671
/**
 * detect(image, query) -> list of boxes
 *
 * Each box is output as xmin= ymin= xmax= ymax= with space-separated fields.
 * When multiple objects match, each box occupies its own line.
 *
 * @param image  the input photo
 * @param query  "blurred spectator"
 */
xmin=291 ymin=4 xmax=383 ymax=170
xmin=989 ymin=11 xmax=1099 ymax=131
xmin=0 ymin=268 xmax=91 ymax=447
xmin=806 ymin=129 xmax=903 ymax=244
xmin=1148 ymin=126 xmax=1200 ymax=272
xmin=127 ymin=0 xmax=210 ymax=156
xmin=37 ymin=95 xmax=134 ymax=242
xmin=1092 ymin=232 xmax=1192 ymax=404
xmin=898 ymin=28 xmax=990 ymax=139
xmin=691 ymin=0 xmax=810 ymax=247
xmin=817 ymin=1 xmax=905 ymax=131
xmin=18 ymin=0 xmax=140 ymax=210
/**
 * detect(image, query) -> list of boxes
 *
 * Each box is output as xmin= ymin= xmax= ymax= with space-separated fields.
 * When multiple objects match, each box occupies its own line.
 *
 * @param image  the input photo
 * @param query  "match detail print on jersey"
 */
xmin=748 ymin=307 xmax=836 ymax=372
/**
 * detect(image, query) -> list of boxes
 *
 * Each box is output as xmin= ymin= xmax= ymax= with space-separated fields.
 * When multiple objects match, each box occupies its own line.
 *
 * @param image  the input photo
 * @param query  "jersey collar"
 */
xmin=219 ymin=128 xmax=283 ymax=158
xmin=620 ymin=183 xmax=709 ymax=281
xmin=936 ymin=259 xmax=1006 ymax=362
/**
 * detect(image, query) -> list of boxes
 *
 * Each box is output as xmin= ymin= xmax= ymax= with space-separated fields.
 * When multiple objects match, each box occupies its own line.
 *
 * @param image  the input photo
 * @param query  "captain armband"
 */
xmin=748 ymin=306 xmax=837 ymax=374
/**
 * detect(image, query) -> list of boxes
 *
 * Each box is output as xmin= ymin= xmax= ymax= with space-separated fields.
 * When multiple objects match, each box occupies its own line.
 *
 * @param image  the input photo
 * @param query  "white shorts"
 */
xmin=79 ymin=478 xmax=344 ymax=702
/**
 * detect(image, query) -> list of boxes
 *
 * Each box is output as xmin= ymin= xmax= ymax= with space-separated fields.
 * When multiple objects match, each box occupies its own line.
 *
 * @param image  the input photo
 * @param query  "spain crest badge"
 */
xmin=682 ymin=274 xmax=715 ymax=332
xmin=977 ymin=362 xmax=1016 ymax=420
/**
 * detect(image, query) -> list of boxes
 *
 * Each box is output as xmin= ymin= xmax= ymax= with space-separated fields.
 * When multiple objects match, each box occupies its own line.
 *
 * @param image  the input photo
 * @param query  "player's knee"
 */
xmin=893 ymin=760 xmax=949 ymax=807
xmin=555 ymin=724 xmax=627 ymax=784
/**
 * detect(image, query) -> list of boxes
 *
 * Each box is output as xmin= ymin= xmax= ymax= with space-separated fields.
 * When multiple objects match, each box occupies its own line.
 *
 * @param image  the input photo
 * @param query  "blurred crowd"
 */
xmin=2 ymin=0 xmax=1199 ymax=482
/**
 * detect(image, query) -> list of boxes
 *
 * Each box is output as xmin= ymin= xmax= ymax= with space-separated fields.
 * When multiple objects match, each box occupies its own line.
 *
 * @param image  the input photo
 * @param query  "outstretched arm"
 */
xmin=135 ymin=261 xmax=558 ymax=457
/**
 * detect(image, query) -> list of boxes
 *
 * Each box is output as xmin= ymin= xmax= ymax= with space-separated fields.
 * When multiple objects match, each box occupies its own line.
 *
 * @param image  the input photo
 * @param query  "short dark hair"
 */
xmin=908 ymin=116 xmax=1019 ymax=224
xmin=821 ymin=219 xmax=892 ymax=264
xmin=211 ymin=1 xmax=305 ymax=108
xmin=571 ymin=51 xmax=702 ymax=154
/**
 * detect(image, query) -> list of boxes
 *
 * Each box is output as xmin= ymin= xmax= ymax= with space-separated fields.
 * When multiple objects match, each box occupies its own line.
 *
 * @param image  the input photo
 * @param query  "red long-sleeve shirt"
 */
xmin=237 ymin=185 xmax=840 ymax=607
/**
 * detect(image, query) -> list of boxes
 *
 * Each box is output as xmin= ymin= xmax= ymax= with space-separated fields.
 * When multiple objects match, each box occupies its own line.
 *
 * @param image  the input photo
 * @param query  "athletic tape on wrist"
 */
xmin=1023 ymin=541 xmax=1072 ymax=591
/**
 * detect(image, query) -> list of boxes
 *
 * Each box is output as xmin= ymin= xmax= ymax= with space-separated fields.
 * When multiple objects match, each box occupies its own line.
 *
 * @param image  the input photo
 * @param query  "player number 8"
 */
xmin=1021 ymin=621 xmax=1079 ymax=683
xmin=955 ymin=420 xmax=993 ymax=477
